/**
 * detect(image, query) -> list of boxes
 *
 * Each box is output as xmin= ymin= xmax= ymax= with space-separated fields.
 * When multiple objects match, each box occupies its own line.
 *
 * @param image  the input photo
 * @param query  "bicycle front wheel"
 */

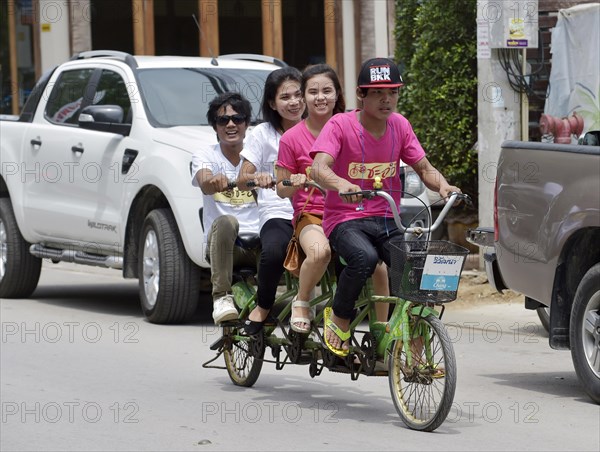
xmin=388 ymin=314 xmax=456 ymax=431
xmin=223 ymin=327 xmax=264 ymax=387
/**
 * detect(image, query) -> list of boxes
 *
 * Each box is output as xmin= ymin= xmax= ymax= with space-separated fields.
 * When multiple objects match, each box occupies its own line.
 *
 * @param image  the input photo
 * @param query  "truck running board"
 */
xmin=29 ymin=244 xmax=123 ymax=269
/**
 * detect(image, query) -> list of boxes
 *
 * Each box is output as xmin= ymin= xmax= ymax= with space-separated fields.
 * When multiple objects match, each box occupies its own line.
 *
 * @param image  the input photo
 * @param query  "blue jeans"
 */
xmin=328 ymin=217 xmax=402 ymax=319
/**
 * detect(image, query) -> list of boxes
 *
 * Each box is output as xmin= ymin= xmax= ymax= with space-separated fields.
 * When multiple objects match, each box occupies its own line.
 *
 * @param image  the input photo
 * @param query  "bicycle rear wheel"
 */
xmin=223 ymin=326 xmax=264 ymax=387
xmin=388 ymin=314 xmax=456 ymax=431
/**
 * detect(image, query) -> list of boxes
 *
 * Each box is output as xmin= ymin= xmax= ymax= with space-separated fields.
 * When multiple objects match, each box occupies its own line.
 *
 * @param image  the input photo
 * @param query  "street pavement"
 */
xmin=1 ymin=262 xmax=598 ymax=451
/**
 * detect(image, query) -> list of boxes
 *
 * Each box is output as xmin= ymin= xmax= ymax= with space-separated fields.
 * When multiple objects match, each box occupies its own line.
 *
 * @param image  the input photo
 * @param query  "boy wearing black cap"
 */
xmin=310 ymin=57 xmax=461 ymax=356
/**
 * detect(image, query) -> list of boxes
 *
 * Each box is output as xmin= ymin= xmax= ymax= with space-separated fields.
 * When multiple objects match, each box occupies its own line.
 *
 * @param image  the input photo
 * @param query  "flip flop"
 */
xmin=323 ymin=307 xmax=350 ymax=357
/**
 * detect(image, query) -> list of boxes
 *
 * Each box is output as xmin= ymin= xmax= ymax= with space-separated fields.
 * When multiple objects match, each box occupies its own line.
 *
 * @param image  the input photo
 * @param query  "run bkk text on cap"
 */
xmin=357 ymin=58 xmax=404 ymax=88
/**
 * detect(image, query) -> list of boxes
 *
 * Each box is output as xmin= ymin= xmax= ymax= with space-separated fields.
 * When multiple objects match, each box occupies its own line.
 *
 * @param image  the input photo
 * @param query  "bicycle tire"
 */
xmin=388 ymin=314 xmax=456 ymax=431
xmin=223 ymin=326 xmax=264 ymax=387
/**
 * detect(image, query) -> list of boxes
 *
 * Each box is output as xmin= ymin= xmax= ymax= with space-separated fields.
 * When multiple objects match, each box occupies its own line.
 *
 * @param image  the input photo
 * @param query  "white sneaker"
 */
xmin=212 ymin=294 xmax=238 ymax=325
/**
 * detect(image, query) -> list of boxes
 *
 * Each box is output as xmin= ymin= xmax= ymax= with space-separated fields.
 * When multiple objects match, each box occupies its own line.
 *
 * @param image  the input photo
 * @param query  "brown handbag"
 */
xmin=283 ymin=187 xmax=315 ymax=278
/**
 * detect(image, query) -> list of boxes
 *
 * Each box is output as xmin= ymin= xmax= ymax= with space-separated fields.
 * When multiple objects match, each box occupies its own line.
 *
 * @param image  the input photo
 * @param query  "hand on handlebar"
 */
xmin=281 ymin=178 xmax=327 ymax=196
xmin=253 ymin=172 xmax=276 ymax=189
xmin=209 ymin=173 xmax=231 ymax=193
xmin=288 ymin=173 xmax=308 ymax=190
xmin=338 ymin=182 xmax=364 ymax=204
xmin=439 ymin=185 xmax=461 ymax=201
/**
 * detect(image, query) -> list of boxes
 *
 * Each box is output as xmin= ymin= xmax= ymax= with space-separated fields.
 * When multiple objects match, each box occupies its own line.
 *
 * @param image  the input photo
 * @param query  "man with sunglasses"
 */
xmin=192 ymin=92 xmax=260 ymax=324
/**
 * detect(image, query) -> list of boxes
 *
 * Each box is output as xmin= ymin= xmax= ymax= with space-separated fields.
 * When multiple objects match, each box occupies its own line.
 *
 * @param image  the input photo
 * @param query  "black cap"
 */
xmin=357 ymin=58 xmax=404 ymax=89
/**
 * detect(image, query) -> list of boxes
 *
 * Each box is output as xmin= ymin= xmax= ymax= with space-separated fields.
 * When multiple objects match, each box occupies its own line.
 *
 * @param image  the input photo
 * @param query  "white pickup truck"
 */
xmin=0 ymin=50 xmax=432 ymax=324
xmin=0 ymin=51 xmax=284 ymax=323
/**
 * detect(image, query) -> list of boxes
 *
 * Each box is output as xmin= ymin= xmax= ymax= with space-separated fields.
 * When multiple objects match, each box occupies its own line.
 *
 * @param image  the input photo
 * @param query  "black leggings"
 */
xmin=257 ymin=218 xmax=293 ymax=310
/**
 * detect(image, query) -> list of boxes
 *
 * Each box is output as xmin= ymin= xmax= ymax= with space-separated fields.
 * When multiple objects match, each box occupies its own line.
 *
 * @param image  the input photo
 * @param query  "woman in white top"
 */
xmin=238 ymin=67 xmax=305 ymax=334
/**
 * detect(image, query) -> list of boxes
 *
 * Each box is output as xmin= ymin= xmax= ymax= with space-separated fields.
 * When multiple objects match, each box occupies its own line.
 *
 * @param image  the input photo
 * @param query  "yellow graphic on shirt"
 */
xmin=347 ymin=162 xmax=397 ymax=180
xmin=213 ymin=188 xmax=255 ymax=206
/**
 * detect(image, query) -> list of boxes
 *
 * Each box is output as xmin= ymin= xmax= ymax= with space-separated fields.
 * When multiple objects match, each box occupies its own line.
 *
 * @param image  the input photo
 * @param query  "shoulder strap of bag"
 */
xmin=298 ymin=186 xmax=316 ymax=217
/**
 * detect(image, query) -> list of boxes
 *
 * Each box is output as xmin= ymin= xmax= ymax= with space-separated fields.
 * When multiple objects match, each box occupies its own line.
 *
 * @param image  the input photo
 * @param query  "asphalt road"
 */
xmin=1 ymin=263 xmax=599 ymax=451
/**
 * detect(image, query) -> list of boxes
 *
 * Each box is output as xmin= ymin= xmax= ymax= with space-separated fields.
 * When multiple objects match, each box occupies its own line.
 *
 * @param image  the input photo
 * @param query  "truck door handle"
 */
xmin=30 ymin=138 xmax=42 ymax=146
xmin=71 ymin=145 xmax=84 ymax=153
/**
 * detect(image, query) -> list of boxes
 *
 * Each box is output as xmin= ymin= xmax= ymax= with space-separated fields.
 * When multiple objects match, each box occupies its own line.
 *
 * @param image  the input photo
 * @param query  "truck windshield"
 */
xmin=137 ymin=68 xmax=271 ymax=127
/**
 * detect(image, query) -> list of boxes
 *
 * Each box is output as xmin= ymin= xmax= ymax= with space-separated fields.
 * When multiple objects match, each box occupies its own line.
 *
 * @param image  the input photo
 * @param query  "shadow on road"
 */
xmin=485 ymin=371 xmax=592 ymax=402
xmin=31 ymin=283 xmax=214 ymax=323
xmin=216 ymin=372 xmax=406 ymax=427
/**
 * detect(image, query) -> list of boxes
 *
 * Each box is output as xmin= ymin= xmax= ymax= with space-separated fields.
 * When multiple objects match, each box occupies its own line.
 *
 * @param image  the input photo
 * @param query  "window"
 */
xmin=93 ymin=70 xmax=132 ymax=123
xmin=137 ymin=67 xmax=271 ymax=127
xmin=44 ymin=69 xmax=95 ymax=125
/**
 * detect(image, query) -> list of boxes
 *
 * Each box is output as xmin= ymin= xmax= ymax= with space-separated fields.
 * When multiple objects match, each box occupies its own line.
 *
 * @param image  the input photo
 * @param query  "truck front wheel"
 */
xmin=570 ymin=263 xmax=600 ymax=404
xmin=138 ymin=208 xmax=201 ymax=323
xmin=0 ymin=198 xmax=42 ymax=298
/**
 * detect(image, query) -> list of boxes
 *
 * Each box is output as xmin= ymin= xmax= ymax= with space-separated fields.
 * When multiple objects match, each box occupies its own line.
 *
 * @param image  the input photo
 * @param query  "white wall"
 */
xmin=342 ymin=0 xmax=357 ymax=110
xmin=373 ymin=0 xmax=388 ymax=58
xmin=38 ymin=0 xmax=71 ymax=71
xmin=343 ymin=0 xmax=392 ymax=110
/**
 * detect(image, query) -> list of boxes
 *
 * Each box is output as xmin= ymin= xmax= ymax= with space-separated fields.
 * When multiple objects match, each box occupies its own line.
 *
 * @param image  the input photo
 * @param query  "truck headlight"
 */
xmin=404 ymin=167 xmax=425 ymax=198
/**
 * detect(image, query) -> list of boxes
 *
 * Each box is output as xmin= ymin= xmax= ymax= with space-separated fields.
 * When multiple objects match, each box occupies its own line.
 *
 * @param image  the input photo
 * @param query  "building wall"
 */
xmin=4 ymin=0 xmax=397 ymax=113
xmin=70 ymin=0 xmax=92 ymax=55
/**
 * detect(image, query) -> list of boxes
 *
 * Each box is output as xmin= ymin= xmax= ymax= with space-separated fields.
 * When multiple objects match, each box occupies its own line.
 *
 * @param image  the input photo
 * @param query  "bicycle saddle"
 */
xmin=235 ymin=233 xmax=261 ymax=250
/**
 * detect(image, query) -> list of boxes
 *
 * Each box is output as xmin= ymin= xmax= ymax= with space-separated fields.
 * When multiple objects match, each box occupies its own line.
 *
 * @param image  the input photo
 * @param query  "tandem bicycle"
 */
xmin=203 ymin=179 xmax=471 ymax=431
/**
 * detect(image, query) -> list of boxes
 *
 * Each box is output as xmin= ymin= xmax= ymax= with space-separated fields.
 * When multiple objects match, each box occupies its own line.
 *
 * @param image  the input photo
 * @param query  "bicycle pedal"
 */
xmin=297 ymin=355 xmax=313 ymax=365
xmin=209 ymin=336 xmax=225 ymax=351
xmin=328 ymin=365 xmax=352 ymax=375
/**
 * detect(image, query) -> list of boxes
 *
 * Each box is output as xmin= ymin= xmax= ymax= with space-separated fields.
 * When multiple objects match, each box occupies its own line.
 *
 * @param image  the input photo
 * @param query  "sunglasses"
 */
xmin=216 ymin=114 xmax=247 ymax=126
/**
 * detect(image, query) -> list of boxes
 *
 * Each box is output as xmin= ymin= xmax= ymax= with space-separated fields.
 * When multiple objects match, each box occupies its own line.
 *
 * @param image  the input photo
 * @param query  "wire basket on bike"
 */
xmin=389 ymin=239 xmax=470 ymax=303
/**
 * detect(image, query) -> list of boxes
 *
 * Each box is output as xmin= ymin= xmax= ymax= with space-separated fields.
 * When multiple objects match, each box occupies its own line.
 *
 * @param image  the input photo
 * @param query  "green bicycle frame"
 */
xmin=230 ymin=269 xmax=335 ymax=346
xmin=350 ymin=281 xmax=440 ymax=366
xmin=230 ymin=267 xmax=439 ymax=368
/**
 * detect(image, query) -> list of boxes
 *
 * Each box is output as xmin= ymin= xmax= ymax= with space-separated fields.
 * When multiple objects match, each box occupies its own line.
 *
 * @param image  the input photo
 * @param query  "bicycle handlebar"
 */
xmin=227 ymin=180 xmax=257 ymax=189
xmin=233 ymin=178 xmax=469 ymax=235
xmin=281 ymin=179 xmax=326 ymax=196
xmin=339 ymin=189 xmax=470 ymax=235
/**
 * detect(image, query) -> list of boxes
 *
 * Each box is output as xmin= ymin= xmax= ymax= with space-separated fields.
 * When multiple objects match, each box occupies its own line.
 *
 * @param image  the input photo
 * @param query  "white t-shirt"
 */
xmin=241 ymin=122 xmax=294 ymax=231
xmin=191 ymin=143 xmax=260 ymax=242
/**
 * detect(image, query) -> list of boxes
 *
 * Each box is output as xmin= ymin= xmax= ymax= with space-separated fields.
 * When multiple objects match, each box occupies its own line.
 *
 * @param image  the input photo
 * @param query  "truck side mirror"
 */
xmin=78 ymin=105 xmax=131 ymax=136
xmin=580 ymin=131 xmax=599 ymax=146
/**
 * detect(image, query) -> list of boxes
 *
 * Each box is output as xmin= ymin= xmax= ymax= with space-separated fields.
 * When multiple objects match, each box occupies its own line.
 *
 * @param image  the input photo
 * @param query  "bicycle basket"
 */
xmin=389 ymin=240 xmax=470 ymax=303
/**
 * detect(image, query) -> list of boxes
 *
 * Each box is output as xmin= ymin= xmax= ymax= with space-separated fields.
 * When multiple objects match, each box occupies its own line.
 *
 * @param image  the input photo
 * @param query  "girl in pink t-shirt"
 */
xmin=276 ymin=64 xmax=343 ymax=333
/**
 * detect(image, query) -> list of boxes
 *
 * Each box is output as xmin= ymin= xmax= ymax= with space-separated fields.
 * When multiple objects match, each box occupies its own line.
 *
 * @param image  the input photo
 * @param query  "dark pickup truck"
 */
xmin=469 ymin=137 xmax=600 ymax=403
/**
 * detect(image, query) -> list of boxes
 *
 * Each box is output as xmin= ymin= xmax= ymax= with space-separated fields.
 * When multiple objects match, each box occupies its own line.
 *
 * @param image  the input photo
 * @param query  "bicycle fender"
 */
xmin=410 ymin=305 xmax=440 ymax=318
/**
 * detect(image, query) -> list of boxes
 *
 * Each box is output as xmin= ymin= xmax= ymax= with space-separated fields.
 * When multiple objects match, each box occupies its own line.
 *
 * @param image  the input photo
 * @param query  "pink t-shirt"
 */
xmin=310 ymin=110 xmax=426 ymax=237
xmin=277 ymin=120 xmax=325 ymax=220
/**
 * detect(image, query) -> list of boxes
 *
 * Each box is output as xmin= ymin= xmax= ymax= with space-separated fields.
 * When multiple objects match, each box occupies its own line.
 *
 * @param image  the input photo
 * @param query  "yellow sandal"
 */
xmin=323 ymin=307 xmax=350 ymax=357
